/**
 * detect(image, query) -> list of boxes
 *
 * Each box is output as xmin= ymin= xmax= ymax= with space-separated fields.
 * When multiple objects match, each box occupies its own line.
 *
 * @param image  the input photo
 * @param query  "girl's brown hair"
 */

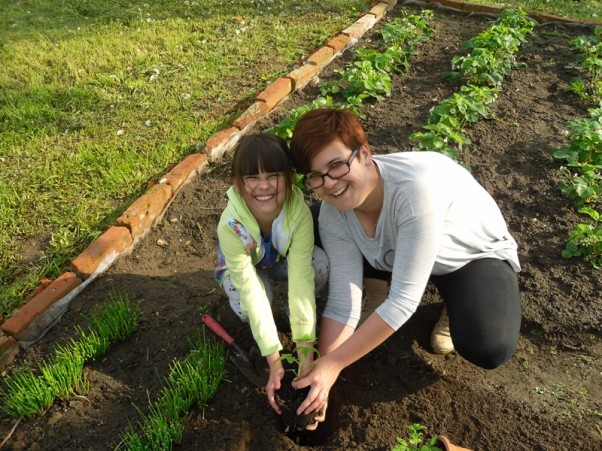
xmin=290 ymin=108 xmax=368 ymax=174
xmin=230 ymin=133 xmax=295 ymax=204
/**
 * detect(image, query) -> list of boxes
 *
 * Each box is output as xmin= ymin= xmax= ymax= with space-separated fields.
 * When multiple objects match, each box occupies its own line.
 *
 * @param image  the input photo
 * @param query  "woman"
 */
xmin=288 ymin=107 xmax=521 ymax=427
xmin=215 ymin=132 xmax=328 ymax=412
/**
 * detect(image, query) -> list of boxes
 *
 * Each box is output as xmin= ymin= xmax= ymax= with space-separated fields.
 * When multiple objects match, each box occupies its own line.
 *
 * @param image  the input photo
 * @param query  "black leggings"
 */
xmin=361 ymin=258 xmax=520 ymax=369
xmin=430 ymin=258 xmax=521 ymax=369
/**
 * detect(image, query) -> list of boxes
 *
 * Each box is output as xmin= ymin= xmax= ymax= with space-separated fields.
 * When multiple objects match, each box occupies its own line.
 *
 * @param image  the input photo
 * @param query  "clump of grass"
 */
xmin=0 ymin=294 xmax=140 ymax=419
xmin=116 ymin=332 xmax=226 ymax=450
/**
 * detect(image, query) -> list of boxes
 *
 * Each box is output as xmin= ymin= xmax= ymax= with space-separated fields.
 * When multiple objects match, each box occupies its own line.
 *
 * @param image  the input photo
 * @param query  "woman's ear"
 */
xmin=360 ymin=143 xmax=373 ymax=166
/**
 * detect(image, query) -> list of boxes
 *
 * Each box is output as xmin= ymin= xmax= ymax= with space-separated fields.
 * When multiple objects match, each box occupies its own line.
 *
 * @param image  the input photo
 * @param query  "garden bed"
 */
xmin=1 ymin=4 xmax=601 ymax=450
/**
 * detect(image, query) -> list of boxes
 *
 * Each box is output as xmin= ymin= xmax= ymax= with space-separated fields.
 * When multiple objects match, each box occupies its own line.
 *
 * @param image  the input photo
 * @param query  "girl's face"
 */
xmin=241 ymin=171 xmax=287 ymax=219
xmin=307 ymin=140 xmax=372 ymax=212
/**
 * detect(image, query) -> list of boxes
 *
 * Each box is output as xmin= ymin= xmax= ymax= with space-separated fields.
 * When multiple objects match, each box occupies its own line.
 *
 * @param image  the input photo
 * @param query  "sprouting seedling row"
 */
xmin=410 ymin=9 xmax=536 ymax=157
xmin=0 ymin=294 xmax=140 ymax=419
xmin=116 ymin=332 xmax=226 ymax=450
xmin=268 ymin=9 xmax=436 ymax=147
xmin=565 ymin=27 xmax=602 ymax=105
xmin=320 ymin=10 xmax=435 ymax=106
xmin=550 ymin=27 xmax=602 ymax=268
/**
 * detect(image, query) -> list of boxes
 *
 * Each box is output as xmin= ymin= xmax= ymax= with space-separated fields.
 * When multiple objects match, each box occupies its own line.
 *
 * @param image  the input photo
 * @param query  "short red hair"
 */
xmin=290 ymin=108 xmax=368 ymax=174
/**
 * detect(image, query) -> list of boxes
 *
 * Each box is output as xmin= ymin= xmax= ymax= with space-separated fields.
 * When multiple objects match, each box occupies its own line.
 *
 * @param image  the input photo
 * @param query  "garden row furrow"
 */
xmin=408 ymin=8 xmax=536 ymax=158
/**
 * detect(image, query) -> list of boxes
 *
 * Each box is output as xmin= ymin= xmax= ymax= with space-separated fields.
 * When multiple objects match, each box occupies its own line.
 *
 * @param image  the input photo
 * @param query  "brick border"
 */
xmin=1 ymin=0 xmax=599 ymax=369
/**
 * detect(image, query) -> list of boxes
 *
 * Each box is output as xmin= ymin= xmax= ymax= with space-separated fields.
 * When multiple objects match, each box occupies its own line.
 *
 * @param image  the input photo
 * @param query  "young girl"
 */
xmin=214 ymin=132 xmax=328 ymax=413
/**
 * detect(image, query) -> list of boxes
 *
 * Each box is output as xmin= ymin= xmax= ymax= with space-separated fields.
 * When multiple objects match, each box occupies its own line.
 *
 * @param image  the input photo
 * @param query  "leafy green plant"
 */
xmin=392 ymin=423 xmax=442 ymax=451
xmin=321 ymin=10 xmax=435 ymax=107
xmin=447 ymin=9 xmax=535 ymax=87
xmin=410 ymin=84 xmax=498 ymax=157
xmin=562 ymin=207 xmax=602 ymax=268
xmin=269 ymin=96 xmax=338 ymax=142
xmin=278 ymin=339 xmax=319 ymax=377
xmin=565 ymin=27 xmax=602 ymax=104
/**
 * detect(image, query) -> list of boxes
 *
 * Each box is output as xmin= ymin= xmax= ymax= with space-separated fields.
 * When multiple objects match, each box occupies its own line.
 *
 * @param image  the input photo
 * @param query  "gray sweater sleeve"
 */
xmin=319 ymin=151 xmax=520 ymax=331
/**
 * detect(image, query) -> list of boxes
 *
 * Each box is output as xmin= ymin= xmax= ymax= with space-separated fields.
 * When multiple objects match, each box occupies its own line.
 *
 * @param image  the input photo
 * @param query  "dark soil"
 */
xmin=2 ymin=4 xmax=601 ymax=451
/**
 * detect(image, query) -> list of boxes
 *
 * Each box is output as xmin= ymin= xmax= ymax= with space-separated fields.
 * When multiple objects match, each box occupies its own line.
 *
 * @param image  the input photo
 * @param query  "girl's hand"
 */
xmin=266 ymin=353 xmax=285 ymax=414
xmin=292 ymin=354 xmax=342 ymax=418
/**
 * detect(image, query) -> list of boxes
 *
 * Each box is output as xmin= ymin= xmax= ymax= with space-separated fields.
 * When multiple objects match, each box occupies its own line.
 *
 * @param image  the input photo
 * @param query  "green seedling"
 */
xmin=562 ymin=207 xmax=602 ymax=268
xmin=447 ymin=9 xmax=534 ymax=87
xmin=0 ymin=367 xmax=56 ymax=418
xmin=87 ymin=293 xmax=140 ymax=342
xmin=566 ymin=27 xmax=602 ymax=104
xmin=392 ymin=423 xmax=442 ymax=451
xmin=279 ymin=338 xmax=319 ymax=377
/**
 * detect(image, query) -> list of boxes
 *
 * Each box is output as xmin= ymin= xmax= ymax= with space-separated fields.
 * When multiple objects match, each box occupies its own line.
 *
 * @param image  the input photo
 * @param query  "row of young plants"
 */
xmin=116 ymin=332 xmax=226 ymax=450
xmin=270 ymin=9 xmax=436 ymax=144
xmin=409 ymin=8 xmax=536 ymax=158
xmin=0 ymin=294 xmax=139 ymax=419
xmin=551 ymin=27 xmax=602 ymax=268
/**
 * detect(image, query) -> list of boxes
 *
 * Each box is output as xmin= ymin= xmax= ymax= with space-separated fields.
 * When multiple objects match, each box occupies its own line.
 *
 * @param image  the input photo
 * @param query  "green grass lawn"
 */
xmin=0 ymin=0 xmax=598 ymax=319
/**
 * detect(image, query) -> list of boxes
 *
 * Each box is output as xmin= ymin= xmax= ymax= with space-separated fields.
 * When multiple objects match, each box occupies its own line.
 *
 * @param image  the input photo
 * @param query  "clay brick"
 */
xmin=0 ymin=332 xmax=19 ymax=371
xmin=1 ymin=273 xmax=82 ymax=338
xmin=324 ymin=34 xmax=351 ymax=54
xmin=256 ymin=77 xmax=293 ymax=111
xmin=159 ymin=153 xmax=208 ymax=191
xmin=116 ymin=184 xmax=173 ymax=239
xmin=369 ymin=2 xmax=389 ymax=19
xmin=286 ymin=64 xmax=319 ymax=91
xmin=466 ymin=3 xmax=502 ymax=14
xmin=432 ymin=0 xmax=465 ymax=10
xmin=307 ymin=46 xmax=335 ymax=71
xmin=205 ymin=127 xmax=244 ymax=162
xmin=341 ymin=14 xmax=378 ymax=39
xmin=71 ymin=226 xmax=133 ymax=279
xmin=527 ymin=11 xmax=577 ymax=24
xmin=233 ymin=101 xmax=270 ymax=130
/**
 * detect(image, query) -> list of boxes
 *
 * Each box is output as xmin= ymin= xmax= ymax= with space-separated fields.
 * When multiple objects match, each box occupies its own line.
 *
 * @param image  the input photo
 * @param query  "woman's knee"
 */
xmin=454 ymin=333 xmax=519 ymax=369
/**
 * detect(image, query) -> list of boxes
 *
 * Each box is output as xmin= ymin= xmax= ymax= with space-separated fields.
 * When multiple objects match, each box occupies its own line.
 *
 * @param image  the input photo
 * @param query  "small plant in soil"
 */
xmin=392 ymin=423 xmax=442 ymax=451
xmin=276 ymin=341 xmax=321 ymax=436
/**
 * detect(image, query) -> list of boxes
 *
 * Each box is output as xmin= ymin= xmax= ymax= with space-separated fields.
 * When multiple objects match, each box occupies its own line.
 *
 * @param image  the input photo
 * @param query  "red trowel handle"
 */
xmin=202 ymin=314 xmax=235 ymax=345
xmin=202 ymin=314 xmax=251 ymax=364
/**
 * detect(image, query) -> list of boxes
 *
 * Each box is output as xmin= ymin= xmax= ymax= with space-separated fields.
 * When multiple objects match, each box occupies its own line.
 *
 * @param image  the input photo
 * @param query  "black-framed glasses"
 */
xmin=303 ymin=149 xmax=359 ymax=189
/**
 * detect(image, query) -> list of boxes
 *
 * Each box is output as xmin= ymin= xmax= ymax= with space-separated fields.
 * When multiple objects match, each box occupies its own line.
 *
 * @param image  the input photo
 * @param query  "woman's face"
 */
xmin=307 ymin=141 xmax=371 ymax=212
xmin=240 ymin=171 xmax=287 ymax=219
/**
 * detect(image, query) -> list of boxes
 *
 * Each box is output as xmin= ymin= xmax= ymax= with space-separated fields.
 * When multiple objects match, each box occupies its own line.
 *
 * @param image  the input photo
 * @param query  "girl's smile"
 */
xmin=242 ymin=172 xmax=287 ymax=220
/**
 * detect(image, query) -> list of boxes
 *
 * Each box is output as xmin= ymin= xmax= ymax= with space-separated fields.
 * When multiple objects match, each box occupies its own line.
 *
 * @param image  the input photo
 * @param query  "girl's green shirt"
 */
xmin=216 ymin=185 xmax=317 ymax=356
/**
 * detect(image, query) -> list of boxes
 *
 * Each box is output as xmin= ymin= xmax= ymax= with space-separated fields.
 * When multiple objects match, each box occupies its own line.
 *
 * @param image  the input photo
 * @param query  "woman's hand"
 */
xmin=291 ymin=354 xmax=342 ymax=418
xmin=266 ymin=352 xmax=285 ymax=414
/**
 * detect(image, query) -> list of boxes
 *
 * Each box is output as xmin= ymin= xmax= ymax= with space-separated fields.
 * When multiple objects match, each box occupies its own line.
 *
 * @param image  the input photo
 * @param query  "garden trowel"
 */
xmin=201 ymin=314 xmax=269 ymax=388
